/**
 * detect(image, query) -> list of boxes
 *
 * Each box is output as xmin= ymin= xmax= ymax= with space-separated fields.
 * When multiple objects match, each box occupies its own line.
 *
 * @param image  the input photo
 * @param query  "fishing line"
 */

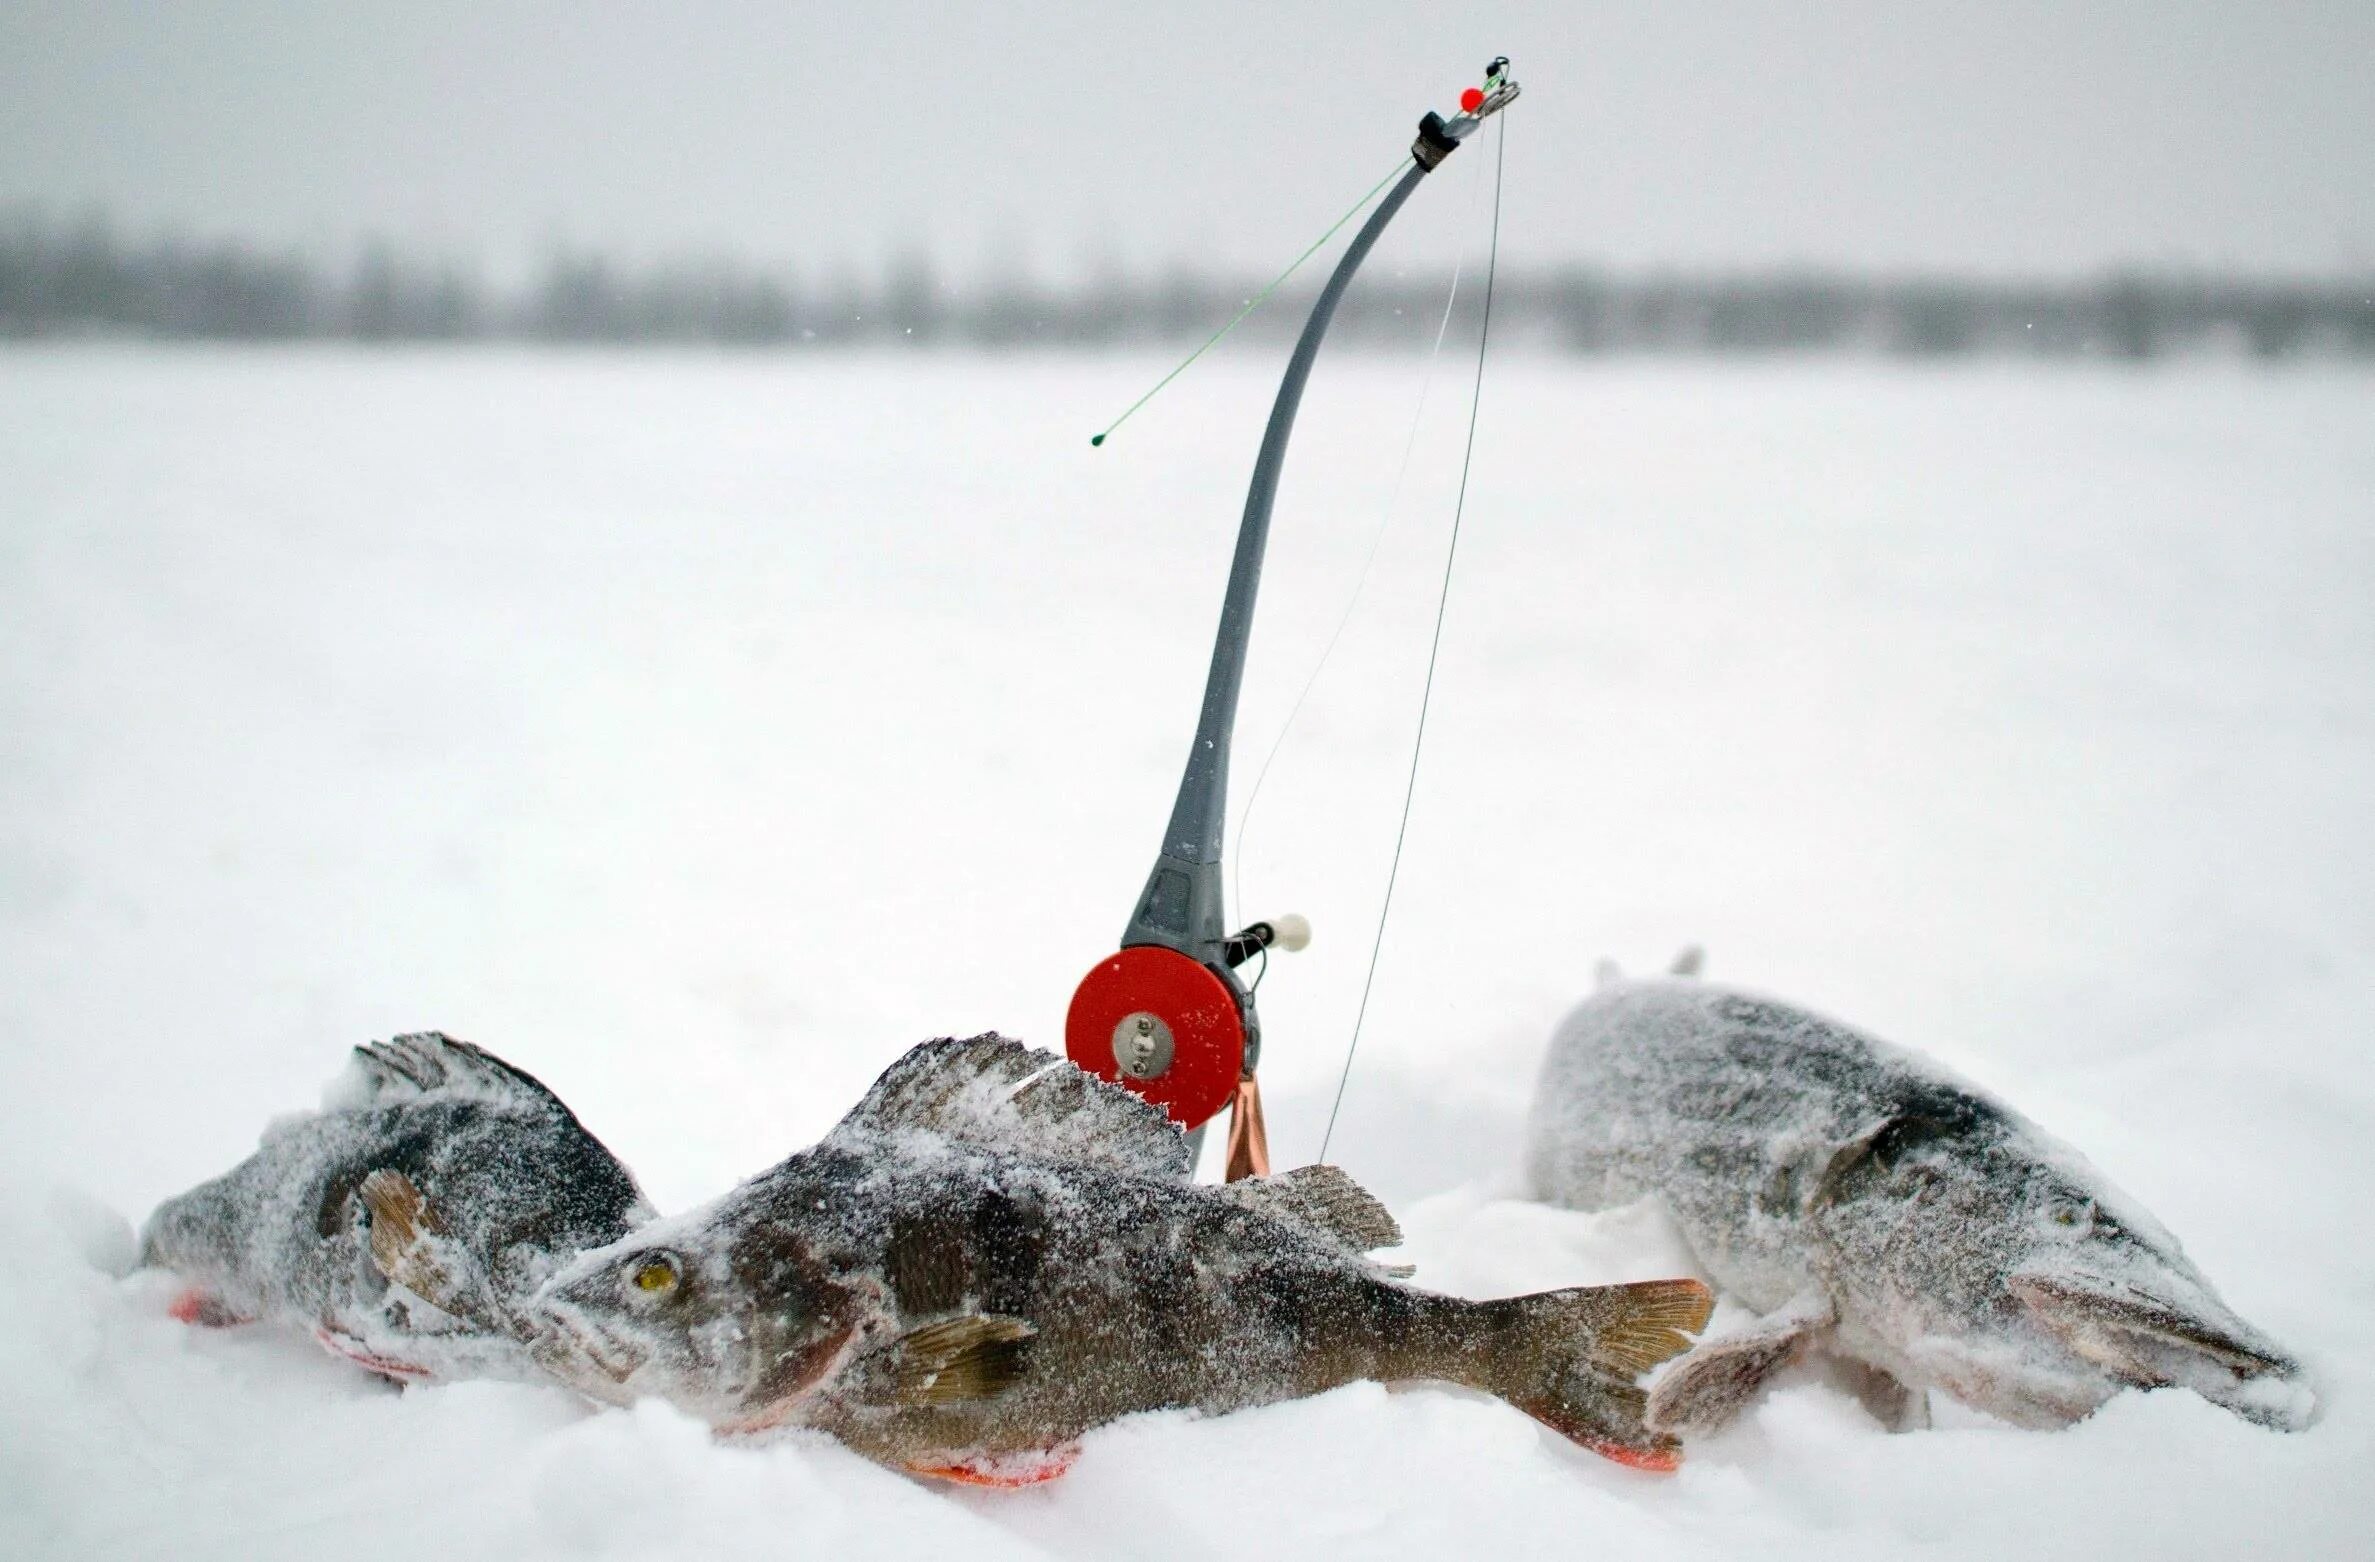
xmin=1229 ymin=150 xmax=1488 ymax=929
xmin=1089 ymin=156 xmax=1409 ymax=448
xmin=1319 ymin=112 xmax=1504 ymax=1164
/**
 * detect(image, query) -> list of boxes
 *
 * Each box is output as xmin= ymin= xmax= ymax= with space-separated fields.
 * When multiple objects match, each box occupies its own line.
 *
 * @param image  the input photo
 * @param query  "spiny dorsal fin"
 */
xmin=1220 ymin=1164 xmax=1403 ymax=1253
xmin=338 ymin=1032 xmax=574 ymax=1120
xmin=827 ymin=1034 xmax=1192 ymax=1180
xmin=889 ymin=1314 xmax=1037 ymax=1405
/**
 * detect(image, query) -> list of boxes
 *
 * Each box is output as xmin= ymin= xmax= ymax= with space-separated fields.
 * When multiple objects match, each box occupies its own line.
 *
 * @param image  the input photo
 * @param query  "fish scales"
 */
xmin=140 ymin=1031 xmax=653 ymax=1382
xmin=1526 ymin=976 xmax=2314 ymax=1435
xmin=506 ymin=1034 xmax=1712 ymax=1479
xmin=773 ymin=1145 xmax=1443 ymax=1455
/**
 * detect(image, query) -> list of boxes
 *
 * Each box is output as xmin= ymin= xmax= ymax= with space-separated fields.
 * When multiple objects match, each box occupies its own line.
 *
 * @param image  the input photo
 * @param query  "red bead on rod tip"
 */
xmin=1460 ymin=86 xmax=1485 ymax=113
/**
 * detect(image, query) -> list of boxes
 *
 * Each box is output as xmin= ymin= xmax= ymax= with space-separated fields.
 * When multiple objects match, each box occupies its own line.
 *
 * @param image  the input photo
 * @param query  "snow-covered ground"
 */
xmin=2 ymin=345 xmax=2369 ymax=1558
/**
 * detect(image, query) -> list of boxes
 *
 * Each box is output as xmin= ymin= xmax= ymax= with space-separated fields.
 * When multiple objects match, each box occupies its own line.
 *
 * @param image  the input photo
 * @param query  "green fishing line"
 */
xmin=1090 ymin=157 xmax=1409 ymax=448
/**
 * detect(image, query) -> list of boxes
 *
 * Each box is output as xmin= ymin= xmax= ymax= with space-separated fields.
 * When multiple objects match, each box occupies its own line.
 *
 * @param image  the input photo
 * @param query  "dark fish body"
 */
xmin=140 ymin=1032 xmax=652 ymax=1382
xmin=518 ymin=1037 xmax=1711 ymax=1479
xmin=1525 ymin=978 xmax=2314 ymax=1435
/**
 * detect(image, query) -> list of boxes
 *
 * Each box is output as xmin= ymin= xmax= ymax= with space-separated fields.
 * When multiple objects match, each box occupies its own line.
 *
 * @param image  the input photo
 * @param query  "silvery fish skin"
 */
xmin=140 ymin=1032 xmax=653 ymax=1382
xmin=1525 ymin=977 xmax=2314 ymax=1435
xmin=501 ymin=1035 xmax=1712 ymax=1481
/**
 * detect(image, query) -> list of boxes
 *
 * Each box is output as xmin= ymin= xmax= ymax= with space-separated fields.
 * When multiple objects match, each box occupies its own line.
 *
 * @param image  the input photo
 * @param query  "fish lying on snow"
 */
xmin=141 ymin=1031 xmax=653 ymax=1383
xmin=1525 ymin=971 xmax=2315 ymax=1435
xmin=379 ymin=1034 xmax=1712 ymax=1482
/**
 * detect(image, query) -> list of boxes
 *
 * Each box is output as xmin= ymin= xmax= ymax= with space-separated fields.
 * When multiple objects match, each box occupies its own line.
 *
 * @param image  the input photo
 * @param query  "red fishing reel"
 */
xmin=1065 ymin=946 xmax=1246 ymax=1130
xmin=1064 ymin=917 xmax=1309 ymax=1131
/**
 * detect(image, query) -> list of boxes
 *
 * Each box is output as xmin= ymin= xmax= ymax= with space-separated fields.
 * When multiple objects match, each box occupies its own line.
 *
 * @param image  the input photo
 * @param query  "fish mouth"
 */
xmin=529 ymin=1301 xmax=652 ymax=1394
xmin=2009 ymin=1271 xmax=2314 ymax=1431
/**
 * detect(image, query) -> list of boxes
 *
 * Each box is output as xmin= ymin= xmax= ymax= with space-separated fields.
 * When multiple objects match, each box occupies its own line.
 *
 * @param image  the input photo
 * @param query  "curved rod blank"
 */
xmin=1121 ymin=164 xmax=1431 ymax=966
xmin=1121 ymin=79 xmax=1513 ymax=968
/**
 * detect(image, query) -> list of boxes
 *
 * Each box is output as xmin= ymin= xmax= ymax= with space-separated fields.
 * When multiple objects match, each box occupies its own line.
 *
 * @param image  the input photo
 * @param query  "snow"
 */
xmin=2 ymin=344 xmax=2371 ymax=1558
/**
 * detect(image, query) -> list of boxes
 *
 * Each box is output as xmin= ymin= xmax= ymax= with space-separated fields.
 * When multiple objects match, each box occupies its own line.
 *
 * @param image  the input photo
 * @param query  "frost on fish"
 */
xmin=139 ymin=1032 xmax=653 ymax=1384
xmin=1524 ymin=978 xmax=2314 ymax=1435
xmin=502 ymin=1033 xmax=1713 ymax=1478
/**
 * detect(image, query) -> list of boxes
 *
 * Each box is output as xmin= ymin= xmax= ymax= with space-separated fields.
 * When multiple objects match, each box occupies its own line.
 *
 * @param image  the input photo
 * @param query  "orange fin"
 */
xmin=906 ymin=1442 xmax=1079 ymax=1488
xmin=1478 ymin=1277 xmax=1713 ymax=1471
xmin=167 ymin=1286 xmax=250 ymax=1327
xmin=1580 ymin=1437 xmax=1682 ymax=1473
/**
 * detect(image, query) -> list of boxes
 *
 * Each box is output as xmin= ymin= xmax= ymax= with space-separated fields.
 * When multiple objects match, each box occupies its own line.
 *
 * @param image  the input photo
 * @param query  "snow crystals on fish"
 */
xmin=1525 ymin=976 xmax=2315 ymax=1436
xmin=467 ymin=1034 xmax=1714 ymax=1482
xmin=139 ymin=1031 xmax=654 ymax=1383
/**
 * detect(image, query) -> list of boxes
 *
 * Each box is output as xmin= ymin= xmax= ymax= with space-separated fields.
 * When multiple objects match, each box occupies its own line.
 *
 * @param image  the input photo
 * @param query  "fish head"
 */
xmin=527 ymin=1200 xmax=864 ymax=1426
xmin=2006 ymin=1254 xmax=2314 ymax=1431
xmin=1808 ymin=1115 xmax=2314 ymax=1431
xmin=1999 ymin=1166 xmax=2313 ymax=1431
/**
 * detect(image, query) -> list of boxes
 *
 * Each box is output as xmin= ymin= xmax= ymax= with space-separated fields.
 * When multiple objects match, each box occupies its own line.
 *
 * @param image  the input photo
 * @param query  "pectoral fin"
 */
xmin=890 ymin=1314 xmax=1038 ymax=1406
xmin=360 ymin=1170 xmax=446 ymax=1294
xmin=1645 ymin=1293 xmax=1833 ymax=1435
xmin=358 ymin=1169 xmax=501 ymax=1332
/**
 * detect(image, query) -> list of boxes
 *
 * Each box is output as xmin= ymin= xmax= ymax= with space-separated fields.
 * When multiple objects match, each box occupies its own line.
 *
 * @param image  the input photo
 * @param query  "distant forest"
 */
xmin=3 ymin=213 xmax=2370 ymax=360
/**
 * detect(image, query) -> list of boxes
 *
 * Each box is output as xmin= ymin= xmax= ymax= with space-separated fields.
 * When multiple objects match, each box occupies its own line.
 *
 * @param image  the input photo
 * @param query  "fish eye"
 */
xmin=2046 ymin=1196 xmax=2096 ymax=1233
xmin=628 ymin=1252 xmax=681 ymax=1297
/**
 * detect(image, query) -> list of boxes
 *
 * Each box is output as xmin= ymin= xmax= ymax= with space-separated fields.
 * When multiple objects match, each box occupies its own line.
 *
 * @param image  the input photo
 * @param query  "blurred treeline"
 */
xmin=4 ymin=214 xmax=2371 ymax=360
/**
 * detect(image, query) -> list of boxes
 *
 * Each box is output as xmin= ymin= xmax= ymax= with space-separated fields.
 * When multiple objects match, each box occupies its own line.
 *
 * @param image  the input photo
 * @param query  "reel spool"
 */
xmin=1065 ymin=917 xmax=1308 ymax=1130
xmin=1064 ymin=947 xmax=1246 ymax=1130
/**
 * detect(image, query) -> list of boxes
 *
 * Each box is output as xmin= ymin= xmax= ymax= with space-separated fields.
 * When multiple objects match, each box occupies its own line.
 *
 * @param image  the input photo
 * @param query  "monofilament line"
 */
xmin=1230 ymin=154 xmax=1487 ymax=929
xmin=1320 ymin=114 xmax=1505 ymax=1164
xmin=1089 ymin=157 xmax=1408 ymax=448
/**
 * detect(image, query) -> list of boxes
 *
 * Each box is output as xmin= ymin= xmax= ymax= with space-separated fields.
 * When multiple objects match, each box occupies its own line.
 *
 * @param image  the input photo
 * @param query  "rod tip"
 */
xmin=1089 ymin=433 xmax=1107 ymax=447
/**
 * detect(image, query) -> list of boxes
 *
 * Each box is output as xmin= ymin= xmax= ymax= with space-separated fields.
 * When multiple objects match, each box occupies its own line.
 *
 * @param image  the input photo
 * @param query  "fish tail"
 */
xmin=137 ymin=1184 xmax=218 ymax=1278
xmin=1450 ymin=1279 xmax=1715 ymax=1471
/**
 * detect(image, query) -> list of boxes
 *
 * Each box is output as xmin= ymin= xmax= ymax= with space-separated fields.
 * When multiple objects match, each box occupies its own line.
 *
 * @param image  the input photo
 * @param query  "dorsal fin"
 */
xmin=827 ymin=1034 xmax=1192 ymax=1180
xmin=1220 ymin=1163 xmax=1403 ymax=1253
xmin=334 ymin=1032 xmax=572 ymax=1119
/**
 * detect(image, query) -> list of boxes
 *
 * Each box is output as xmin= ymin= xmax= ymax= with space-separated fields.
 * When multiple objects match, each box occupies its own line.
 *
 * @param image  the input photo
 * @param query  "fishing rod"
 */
xmin=1063 ymin=59 xmax=1520 ymax=1179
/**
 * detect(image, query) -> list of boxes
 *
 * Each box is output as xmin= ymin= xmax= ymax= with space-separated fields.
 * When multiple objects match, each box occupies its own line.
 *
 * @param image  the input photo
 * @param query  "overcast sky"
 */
xmin=3 ymin=2 xmax=2368 ymax=281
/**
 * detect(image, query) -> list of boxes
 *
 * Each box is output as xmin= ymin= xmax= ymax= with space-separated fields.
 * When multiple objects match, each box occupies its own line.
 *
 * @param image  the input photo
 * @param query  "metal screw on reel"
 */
xmin=1065 ymin=946 xmax=1246 ymax=1129
xmin=1112 ymin=1012 xmax=1175 ymax=1079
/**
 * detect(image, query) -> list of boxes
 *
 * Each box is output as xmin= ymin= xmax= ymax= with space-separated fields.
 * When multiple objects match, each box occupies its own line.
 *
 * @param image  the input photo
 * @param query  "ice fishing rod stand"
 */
xmin=1065 ymin=60 xmax=1519 ymax=1175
